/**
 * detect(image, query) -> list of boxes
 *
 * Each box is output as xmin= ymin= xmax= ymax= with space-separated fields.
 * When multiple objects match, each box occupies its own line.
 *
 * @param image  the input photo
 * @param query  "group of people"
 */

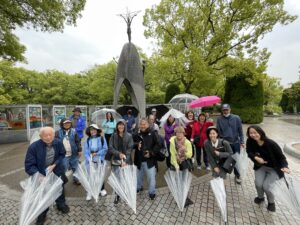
xmin=25 ymin=105 xmax=290 ymax=225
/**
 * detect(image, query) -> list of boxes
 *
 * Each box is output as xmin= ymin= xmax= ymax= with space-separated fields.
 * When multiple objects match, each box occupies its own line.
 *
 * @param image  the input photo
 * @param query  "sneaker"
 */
xmin=57 ymin=204 xmax=70 ymax=214
xmin=137 ymin=187 xmax=144 ymax=193
xmin=149 ymin=194 xmax=156 ymax=200
xmin=100 ymin=189 xmax=107 ymax=197
xmin=197 ymin=165 xmax=202 ymax=170
xmin=184 ymin=197 xmax=194 ymax=208
xmin=36 ymin=214 xmax=46 ymax=225
xmin=267 ymin=203 xmax=276 ymax=212
xmin=114 ymin=195 xmax=120 ymax=204
xmin=206 ymin=166 xmax=211 ymax=171
xmin=235 ymin=176 xmax=242 ymax=184
xmin=86 ymin=193 xmax=92 ymax=201
xmin=254 ymin=197 xmax=265 ymax=204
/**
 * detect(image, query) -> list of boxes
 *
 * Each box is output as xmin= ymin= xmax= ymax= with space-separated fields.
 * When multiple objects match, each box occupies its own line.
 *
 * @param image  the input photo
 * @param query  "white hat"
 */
xmin=89 ymin=124 xmax=100 ymax=130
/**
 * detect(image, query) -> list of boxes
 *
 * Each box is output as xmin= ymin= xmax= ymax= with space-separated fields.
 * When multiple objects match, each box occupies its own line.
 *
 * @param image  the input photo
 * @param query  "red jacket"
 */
xmin=191 ymin=121 xmax=213 ymax=148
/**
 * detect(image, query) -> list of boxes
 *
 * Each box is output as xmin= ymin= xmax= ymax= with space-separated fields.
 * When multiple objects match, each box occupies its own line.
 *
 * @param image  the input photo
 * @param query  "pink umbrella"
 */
xmin=189 ymin=96 xmax=221 ymax=108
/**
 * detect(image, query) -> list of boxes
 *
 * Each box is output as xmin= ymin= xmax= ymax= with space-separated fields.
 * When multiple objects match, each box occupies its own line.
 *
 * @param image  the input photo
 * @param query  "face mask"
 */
xmin=224 ymin=114 xmax=230 ymax=117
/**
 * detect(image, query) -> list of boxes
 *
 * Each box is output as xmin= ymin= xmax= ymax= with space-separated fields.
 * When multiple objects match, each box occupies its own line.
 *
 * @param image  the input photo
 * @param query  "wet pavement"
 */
xmin=0 ymin=115 xmax=300 ymax=224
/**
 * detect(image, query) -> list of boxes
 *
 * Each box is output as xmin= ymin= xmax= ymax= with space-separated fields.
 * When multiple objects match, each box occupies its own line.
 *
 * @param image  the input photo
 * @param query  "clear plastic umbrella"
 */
xmin=232 ymin=149 xmax=249 ymax=179
xmin=160 ymin=108 xmax=189 ymax=127
xmin=19 ymin=172 xmax=63 ymax=225
xmin=107 ymin=165 xmax=137 ymax=214
xmin=210 ymin=177 xmax=227 ymax=223
xmin=91 ymin=108 xmax=122 ymax=128
xmin=164 ymin=169 xmax=192 ymax=212
xmin=73 ymin=160 xmax=108 ymax=203
xmin=271 ymin=173 xmax=300 ymax=216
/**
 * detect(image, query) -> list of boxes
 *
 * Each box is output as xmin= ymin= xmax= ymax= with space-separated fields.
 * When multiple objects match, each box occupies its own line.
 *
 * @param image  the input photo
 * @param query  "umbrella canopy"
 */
xmin=146 ymin=105 xmax=170 ymax=119
xmin=91 ymin=108 xmax=122 ymax=128
xmin=108 ymin=165 xmax=137 ymax=214
xmin=19 ymin=172 xmax=63 ymax=225
xmin=271 ymin=174 xmax=300 ymax=216
xmin=232 ymin=149 xmax=249 ymax=179
xmin=210 ymin=177 xmax=227 ymax=223
xmin=164 ymin=169 xmax=192 ymax=212
xmin=116 ymin=106 xmax=139 ymax=117
xmin=169 ymin=93 xmax=199 ymax=104
xmin=160 ymin=108 xmax=189 ymax=127
xmin=73 ymin=160 xmax=108 ymax=203
xmin=189 ymin=96 xmax=221 ymax=108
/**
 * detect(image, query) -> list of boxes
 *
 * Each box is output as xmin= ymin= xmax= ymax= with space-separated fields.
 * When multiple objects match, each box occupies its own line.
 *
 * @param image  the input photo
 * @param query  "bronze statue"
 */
xmin=117 ymin=8 xmax=141 ymax=43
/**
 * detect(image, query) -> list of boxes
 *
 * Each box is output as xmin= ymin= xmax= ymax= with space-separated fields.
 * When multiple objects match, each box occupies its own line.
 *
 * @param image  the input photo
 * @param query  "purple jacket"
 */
xmin=164 ymin=123 xmax=178 ymax=145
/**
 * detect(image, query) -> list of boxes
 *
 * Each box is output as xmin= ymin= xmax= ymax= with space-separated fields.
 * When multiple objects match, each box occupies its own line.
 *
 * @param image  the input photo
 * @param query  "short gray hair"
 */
xmin=39 ymin=126 xmax=55 ymax=137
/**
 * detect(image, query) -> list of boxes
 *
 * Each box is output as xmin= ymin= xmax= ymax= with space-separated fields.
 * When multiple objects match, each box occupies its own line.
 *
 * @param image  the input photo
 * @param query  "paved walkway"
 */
xmin=1 ymin=116 xmax=300 ymax=225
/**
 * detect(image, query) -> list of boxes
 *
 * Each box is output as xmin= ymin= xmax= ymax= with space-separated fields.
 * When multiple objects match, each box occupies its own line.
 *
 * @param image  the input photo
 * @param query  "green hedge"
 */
xmin=224 ymin=75 xmax=264 ymax=124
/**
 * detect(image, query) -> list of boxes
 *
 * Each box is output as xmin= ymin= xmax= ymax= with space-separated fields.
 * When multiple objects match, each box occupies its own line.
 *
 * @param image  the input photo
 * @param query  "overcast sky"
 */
xmin=15 ymin=0 xmax=300 ymax=87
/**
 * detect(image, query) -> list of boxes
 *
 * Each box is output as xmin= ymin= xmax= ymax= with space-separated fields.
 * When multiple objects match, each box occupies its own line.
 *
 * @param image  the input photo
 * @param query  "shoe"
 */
xmin=197 ymin=165 xmax=202 ymax=170
xmin=36 ymin=214 xmax=46 ymax=225
xmin=137 ymin=187 xmax=144 ymax=193
xmin=184 ymin=197 xmax=194 ymax=208
xmin=100 ymin=189 xmax=107 ymax=197
xmin=114 ymin=195 xmax=120 ymax=204
xmin=57 ymin=204 xmax=70 ymax=214
xmin=206 ymin=166 xmax=211 ymax=171
xmin=267 ymin=203 xmax=276 ymax=212
xmin=149 ymin=194 xmax=156 ymax=200
xmin=86 ymin=193 xmax=92 ymax=201
xmin=235 ymin=176 xmax=242 ymax=184
xmin=254 ymin=197 xmax=265 ymax=204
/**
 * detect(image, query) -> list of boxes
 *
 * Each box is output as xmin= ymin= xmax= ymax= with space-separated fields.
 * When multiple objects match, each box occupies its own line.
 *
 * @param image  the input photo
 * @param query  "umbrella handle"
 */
xmin=283 ymin=175 xmax=290 ymax=189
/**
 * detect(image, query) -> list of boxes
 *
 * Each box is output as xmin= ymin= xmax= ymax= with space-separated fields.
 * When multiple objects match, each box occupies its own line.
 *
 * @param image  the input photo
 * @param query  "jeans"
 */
xmin=230 ymin=143 xmax=241 ymax=177
xmin=137 ymin=162 xmax=156 ymax=195
xmin=255 ymin=166 xmax=279 ymax=203
xmin=64 ymin=155 xmax=79 ymax=182
xmin=195 ymin=146 xmax=208 ymax=167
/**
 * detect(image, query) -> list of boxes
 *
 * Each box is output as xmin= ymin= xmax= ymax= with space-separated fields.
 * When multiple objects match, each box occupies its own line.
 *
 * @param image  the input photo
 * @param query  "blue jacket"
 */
xmin=25 ymin=139 xmax=65 ymax=176
xmin=84 ymin=136 xmax=108 ymax=163
xmin=216 ymin=114 xmax=244 ymax=144
xmin=55 ymin=128 xmax=82 ymax=156
xmin=69 ymin=115 xmax=86 ymax=139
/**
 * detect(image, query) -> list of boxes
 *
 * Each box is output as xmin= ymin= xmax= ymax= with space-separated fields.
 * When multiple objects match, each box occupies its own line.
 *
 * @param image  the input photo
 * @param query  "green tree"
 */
xmin=0 ymin=0 xmax=86 ymax=61
xmin=143 ymin=0 xmax=296 ymax=93
xmin=165 ymin=83 xmax=180 ymax=103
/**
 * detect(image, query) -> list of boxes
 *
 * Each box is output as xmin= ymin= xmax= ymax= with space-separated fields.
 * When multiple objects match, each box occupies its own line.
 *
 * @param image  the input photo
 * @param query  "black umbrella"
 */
xmin=116 ymin=106 xmax=139 ymax=117
xmin=146 ymin=105 xmax=170 ymax=120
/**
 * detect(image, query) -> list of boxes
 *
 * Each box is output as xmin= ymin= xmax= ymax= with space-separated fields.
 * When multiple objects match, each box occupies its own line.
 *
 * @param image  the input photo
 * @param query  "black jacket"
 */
xmin=133 ymin=128 xmax=160 ymax=170
xmin=109 ymin=132 xmax=133 ymax=165
xmin=246 ymin=138 xmax=288 ymax=178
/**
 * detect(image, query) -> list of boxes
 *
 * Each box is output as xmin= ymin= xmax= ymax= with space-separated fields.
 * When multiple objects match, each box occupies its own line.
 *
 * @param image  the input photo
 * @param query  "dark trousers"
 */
xmin=37 ymin=180 xmax=66 ymax=221
xmin=230 ymin=143 xmax=241 ymax=177
xmin=196 ymin=146 xmax=208 ymax=167
xmin=104 ymin=133 xmax=112 ymax=145
xmin=166 ymin=143 xmax=171 ymax=168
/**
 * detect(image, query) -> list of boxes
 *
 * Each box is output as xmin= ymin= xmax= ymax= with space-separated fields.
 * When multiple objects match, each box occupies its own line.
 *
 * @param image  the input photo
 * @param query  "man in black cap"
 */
xmin=216 ymin=104 xmax=245 ymax=184
xmin=69 ymin=107 xmax=86 ymax=141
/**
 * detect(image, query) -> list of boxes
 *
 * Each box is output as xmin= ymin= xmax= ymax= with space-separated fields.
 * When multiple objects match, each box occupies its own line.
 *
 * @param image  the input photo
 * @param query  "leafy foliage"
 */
xmin=165 ymin=83 xmax=180 ymax=103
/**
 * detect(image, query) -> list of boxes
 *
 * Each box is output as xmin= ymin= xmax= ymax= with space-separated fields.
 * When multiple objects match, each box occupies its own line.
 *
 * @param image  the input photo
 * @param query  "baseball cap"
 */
xmin=221 ymin=104 xmax=230 ymax=110
xmin=62 ymin=119 xmax=72 ymax=124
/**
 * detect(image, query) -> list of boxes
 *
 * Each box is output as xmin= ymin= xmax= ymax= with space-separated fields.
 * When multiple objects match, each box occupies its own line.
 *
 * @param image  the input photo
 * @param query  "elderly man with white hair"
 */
xmin=25 ymin=126 xmax=69 ymax=225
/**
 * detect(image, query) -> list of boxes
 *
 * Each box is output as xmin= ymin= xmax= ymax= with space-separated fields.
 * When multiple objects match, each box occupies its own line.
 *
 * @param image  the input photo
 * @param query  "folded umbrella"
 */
xmin=164 ymin=169 xmax=192 ymax=212
xmin=271 ymin=173 xmax=300 ymax=216
xmin=232 ymin=149 xmax=249 ymax=179
xmin=210 ymin=177 xmax=227 ymax=223
xmin=189 ymin=96 xmax=221 ymax=108
xmin=19 ymin=172 xmax=63 ymax=225
xmin=73 ymin=160 xmax=108 ymax=203
xmin=107 ymin=165 xmax=137 ymax=214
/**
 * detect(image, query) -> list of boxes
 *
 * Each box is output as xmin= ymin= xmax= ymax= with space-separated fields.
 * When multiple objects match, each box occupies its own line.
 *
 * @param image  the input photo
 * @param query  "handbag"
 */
xmin=222 ymin=156 xmax=236 ymax=174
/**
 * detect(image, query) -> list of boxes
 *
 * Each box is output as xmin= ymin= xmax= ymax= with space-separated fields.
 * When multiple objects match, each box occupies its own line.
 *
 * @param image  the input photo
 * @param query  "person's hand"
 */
xmin=241 ymin=143 xmax=245 ymax=149
xmin=138 ymin=142 xmax=142 ymax=150
xmin=254 ymin=156 xmax=267 ymax=164
xmin=176 ymin=167 xmax=180 ymax=173
xmin=78 ymin=152 xmax=82 ymax=158
xmin=47 ymin=164 xmax=56 ymax=173
xmin=281 ymin=167 xmax=290 ymax=173
xmin=214 ymin=150 xmax=220 ymax=156
xmin=144 ymin=151 xmax=150 ymax=158
xmin=121 ymin=161 xmax=127 ymax=167
xmin=214 ymin=167 xmax=220 ymax=174
xmin=119 ymin=153 xmax=126 ymax=160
